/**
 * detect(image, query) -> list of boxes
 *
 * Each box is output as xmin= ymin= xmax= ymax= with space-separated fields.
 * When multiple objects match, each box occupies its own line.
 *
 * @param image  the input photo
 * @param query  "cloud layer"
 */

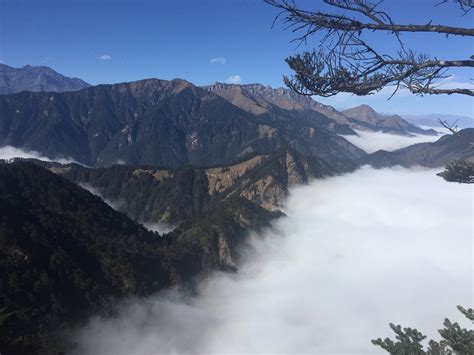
xmin=73 ymin=167 xmax=472 ymax=354
xmin=142 ymin=222 xmax=175 ymax=235
xmin=100 ymin=54 xmax=112 ymax=60
xmin=0 ymin=145 xmax=76 ymax=164
xmin=341 ymin=129 xmax=442 ymax=153
xmin=79 ymin=183 xmax=125 ymax=211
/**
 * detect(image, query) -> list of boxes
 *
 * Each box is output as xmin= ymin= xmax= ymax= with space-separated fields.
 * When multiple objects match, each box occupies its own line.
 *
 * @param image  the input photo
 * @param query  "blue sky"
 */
xmin=0 ymin=0 xmax=472 ymax=117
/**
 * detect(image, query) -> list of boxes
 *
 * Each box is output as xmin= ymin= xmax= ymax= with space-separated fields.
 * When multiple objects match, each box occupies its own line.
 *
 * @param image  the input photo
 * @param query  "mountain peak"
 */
xmin=342 ymin=104 xmax=385 ymax=124
xmin=342 ymin=104 xmax=437 ymax=135
xmin=204 ymin=82 xmax=352 ymax=124
xmin=110 ymin=77 xmax=197 ymax=98
xmin=0 ymin=64 xmax=90 ymax=94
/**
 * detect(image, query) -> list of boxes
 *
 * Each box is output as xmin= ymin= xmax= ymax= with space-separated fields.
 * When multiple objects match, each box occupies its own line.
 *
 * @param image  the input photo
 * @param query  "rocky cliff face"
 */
xmin=0 ymin=64 xmax=90 ymax=94
xmin=0 ymin=78 xmax=365 ymax=168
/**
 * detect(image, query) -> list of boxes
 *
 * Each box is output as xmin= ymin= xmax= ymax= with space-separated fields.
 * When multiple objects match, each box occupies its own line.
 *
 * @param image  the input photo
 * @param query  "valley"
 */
xmin=0 ymin=63 xmax=472 ymax=355
xmin=2 ymin=0 xmax=474 ymax=353
xmin=71 ymin=166 xmax=473 ymax=354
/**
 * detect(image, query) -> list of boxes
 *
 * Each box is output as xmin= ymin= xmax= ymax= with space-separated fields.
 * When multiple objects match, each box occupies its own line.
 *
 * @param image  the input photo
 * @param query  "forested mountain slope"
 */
xmin=0 ymin=79 xmax=365 ymax=169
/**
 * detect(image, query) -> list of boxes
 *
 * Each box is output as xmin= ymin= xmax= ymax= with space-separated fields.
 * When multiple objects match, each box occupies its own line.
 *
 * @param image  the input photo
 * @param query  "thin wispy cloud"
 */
xmin=436 ymin=74 xmax=473 ymax=90
xmin=143 ymin=222 xmax=175 ymax=235
xmin=340 ymin=129 xmax=442 ymax=153
xmin=226 ymin=75 xmax=241 ymax=84
xmin=209 ymin=57 xmax=226 ymax=65
xmin=100 ymin=54 xmax=112 ymax=60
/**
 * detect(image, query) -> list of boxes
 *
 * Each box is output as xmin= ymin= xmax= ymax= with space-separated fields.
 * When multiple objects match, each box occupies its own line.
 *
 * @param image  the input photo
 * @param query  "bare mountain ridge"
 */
xmin=205 ymin=83 xmax=436 ymax=136
xmin=206 ymin=82 xmax=352 ymax=124
xmin=342 ymin=104 xmax=438 ymax=136
xmin=0 ymin=64 xmax=90 ymax=94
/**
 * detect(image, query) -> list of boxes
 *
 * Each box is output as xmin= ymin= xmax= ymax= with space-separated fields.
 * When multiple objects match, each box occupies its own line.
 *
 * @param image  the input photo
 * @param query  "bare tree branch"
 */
xmin=436 ymin=0 xmax=474 ymax=15
xmin=266 ymin=0 xmax=474 ymax=98
xmin=439 ymin=119 xmax=474 ymax=148
xmin=266 ymin=0 xmax=474 ymax=37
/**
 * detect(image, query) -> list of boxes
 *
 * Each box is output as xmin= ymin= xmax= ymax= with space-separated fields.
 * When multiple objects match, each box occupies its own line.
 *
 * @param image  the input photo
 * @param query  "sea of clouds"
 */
xmin=72 ymin=166 xmax=473 ymax=354
xmin=341 ymin=129 xmax=443 ymax=153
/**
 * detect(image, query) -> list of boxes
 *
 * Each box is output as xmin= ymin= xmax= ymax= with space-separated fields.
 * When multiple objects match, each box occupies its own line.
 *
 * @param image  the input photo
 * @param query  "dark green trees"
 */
xmin=438 ymin=161 xmax=474 ymax=184
xmin=372 ymin=306 xmax=474 ymax=354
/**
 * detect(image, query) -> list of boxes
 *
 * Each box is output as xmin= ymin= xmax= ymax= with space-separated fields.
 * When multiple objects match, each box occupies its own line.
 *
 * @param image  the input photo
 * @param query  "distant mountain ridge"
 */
xmin=0 ymin=64 xmax=90 ymax=94
xmin=0 ymin=78 xmax=364 ymax=169
xmin=403 ymin=113 xmax=474 ymax=129
xmin=205 ymin=82 xmax=352 ymax=125
xmin=342 ymin=104 xmax=437 ymax=136
xmin=205 ymin=83 xmax=436 ymax=136
xmin=362 ymin=128 xmax=474 ymax=168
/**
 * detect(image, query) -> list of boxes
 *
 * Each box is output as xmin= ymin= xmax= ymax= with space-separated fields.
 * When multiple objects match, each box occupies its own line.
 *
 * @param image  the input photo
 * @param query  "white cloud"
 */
xmin=79 ymin=183 xmax=124 ymax=211
xmin=226 ymin=75 xmax=241 ymax=84
xmin=0 ymin=145 xmax=77 ymax=165
xmin=100 ymin=54 xmax=112 ymax=60
xmin=436 ymin=77 xmax=473 ymax=90
xmin=340 ymin=129 xmax=443 ymax=153
xmin=142 ymin=222 xmax=175 ymax=235
xmin=72 ymin=167 xmax=472 ymax=354
xmin=209 ymin=57 xmax=226 ymax=65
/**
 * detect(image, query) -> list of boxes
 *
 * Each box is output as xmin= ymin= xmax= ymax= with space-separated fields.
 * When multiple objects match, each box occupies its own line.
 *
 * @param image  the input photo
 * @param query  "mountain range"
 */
xmin=362 ymin=128 xmax=474 ymax=168
xmin=341 ymin=104 xmax=437 ymax=136
xmin=0 ymin=77 xmax=365 ymax=170
xmin=1 ymin=147 xmax=324 ymax=352
xmin=0 ymin=65 xmax=441 ymax=172
xmin=1 ymin=65 xmax=473 ymax=354
xmin=205 ymin=83 xmax=437 ymax=136
xmin=0 ymin=64 xmax=90 ymax=95
xmin=403 ymin=113 xmax=474 ymax=129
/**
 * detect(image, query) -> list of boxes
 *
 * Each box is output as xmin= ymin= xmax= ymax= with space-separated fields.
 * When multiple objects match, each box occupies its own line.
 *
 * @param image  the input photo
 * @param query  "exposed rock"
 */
xmin=206 ymin=155 xmax=266 ymax=195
